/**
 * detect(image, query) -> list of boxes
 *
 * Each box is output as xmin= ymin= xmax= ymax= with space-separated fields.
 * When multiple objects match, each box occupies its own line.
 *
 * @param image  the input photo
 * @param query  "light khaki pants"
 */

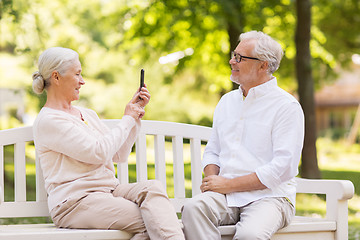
xmin=51 ymin=180 xmax=185 ymax=240
xmin=181 ymin=191 xmax=295 ymax=240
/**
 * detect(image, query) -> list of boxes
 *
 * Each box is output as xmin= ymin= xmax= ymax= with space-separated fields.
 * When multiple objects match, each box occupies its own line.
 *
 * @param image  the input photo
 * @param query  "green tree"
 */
xmin=122 ymin=0 xmax=359 ymax=178
xmin=1 ymin=0 xmax=360 ymax=178
xmin=120 ymin=0 xmax=300 ymax=92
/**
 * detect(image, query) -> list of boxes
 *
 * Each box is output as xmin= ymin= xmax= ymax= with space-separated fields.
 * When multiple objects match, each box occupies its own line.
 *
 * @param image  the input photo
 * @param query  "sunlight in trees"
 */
xmin=0 ymin=0 xmax=359 ymax=128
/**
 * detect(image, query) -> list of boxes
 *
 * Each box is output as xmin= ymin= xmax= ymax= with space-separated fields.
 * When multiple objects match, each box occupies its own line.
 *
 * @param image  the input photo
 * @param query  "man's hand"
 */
xmin=200 ymin=171 xmax=267 ymax=194
xmin=201 ymin=175 xmax=232 ymax=194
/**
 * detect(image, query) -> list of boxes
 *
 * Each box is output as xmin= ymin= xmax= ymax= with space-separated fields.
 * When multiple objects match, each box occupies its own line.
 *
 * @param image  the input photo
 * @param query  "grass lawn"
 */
xmin=1 ymin=137 xmax=360 ymax=239
xmin=315 ymin=138 xmax=360 ymax=240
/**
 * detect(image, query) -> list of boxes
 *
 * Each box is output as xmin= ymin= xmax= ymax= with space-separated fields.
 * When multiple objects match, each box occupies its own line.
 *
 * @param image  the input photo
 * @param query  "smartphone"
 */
xmin=140 ymin=68 xmax=145 ymax=90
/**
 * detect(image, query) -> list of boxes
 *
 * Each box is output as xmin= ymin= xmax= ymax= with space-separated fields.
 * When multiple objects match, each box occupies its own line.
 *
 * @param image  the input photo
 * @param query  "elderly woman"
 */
xmin=32 ymin=47 xmax=184 ymax=240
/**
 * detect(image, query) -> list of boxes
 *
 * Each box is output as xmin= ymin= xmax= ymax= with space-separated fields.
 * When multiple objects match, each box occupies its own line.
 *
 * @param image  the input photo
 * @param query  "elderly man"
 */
xmin=181 ymin=31 xmax=305 ymax=240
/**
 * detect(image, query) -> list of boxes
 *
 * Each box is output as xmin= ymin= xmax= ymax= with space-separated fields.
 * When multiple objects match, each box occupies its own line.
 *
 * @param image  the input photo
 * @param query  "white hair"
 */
xmin=240 ymin=31 xmax=284 ymax=74
xmin=32 ymin=47 xmax=79 ymax=94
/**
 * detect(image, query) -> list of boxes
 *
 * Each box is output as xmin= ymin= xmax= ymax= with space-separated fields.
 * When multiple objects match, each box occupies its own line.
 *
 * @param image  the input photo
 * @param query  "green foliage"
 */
xmin=314 ymin=0 xmax=360 ymax=67
xmin=0 ymin=0 xmax=359 ymax=127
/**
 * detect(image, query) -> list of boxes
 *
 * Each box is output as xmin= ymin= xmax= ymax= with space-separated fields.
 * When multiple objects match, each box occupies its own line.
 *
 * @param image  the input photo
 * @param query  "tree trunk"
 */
xmin=295 ymin=0 xmax=321 ymax=179
xmin=226 ymin=0 xmax=244 ymax=91
xmin=228 ymin=23 xmax=242 ymax=90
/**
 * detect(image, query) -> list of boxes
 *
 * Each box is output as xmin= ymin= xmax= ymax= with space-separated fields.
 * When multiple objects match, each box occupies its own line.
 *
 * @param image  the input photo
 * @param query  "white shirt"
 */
xmin=202 ymin=78 xmax=304 ymax=207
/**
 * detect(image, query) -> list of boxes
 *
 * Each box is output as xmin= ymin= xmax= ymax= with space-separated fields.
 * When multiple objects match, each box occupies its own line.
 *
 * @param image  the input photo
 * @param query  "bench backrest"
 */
xmin=0 ymin=120 xmax=212 ymax=218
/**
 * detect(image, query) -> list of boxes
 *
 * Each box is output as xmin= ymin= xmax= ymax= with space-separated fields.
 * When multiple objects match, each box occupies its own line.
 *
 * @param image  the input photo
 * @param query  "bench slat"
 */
xmin=0 ymin=201 xmax=49 ymax=218
xmin=117 ymin=162 xmax=129 ymax=184
xmin=0 ymin=126 xmax=33 ymax=146
xmin=172 ymin=136 xmax=185 ymax=198
xmin=154 ymin=134 xmax=167 ymax=188
xmin=219 ymin=216 xmax=336 ymax=239
xmin=139 ymin=121 xmax=212 ymax=140
xmin=135 ymin=133 xmax=147 ymax=182
xmin=15 ymin=142 xmax=27 ymax=202
xmin=0 ymin=224 xmax=133 ymax=240
xmin=190 ymin=138 xmax=202 ymax=197
xmin=272 ymin=232 xmax=335 ymax=240
xmin=35 ymin=155 xmax=47 ymax=202
xmin=0 ymin=146 xmax=4 ymax=203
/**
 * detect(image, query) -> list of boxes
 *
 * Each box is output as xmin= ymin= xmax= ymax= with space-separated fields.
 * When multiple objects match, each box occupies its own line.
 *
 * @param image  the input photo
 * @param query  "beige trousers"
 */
xmin=181 ymin=191 xmax=295 ymax=240
xmin=51 ymin=180 xmax=185 ymax=240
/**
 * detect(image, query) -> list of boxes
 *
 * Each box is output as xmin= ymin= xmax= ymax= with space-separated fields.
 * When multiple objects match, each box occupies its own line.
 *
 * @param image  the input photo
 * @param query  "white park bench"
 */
xmin=0 ymin=120 xmax=355 ymax=240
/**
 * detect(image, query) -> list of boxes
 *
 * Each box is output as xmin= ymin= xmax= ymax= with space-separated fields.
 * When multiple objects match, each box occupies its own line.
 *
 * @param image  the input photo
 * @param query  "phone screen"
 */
xmin=140 ymin=69 xmax=145 ymax=89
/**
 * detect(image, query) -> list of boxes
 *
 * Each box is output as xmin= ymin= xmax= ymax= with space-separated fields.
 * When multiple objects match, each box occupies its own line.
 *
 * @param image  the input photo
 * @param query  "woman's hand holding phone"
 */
xmin=137 ymin=68 xmax=150 ymax=108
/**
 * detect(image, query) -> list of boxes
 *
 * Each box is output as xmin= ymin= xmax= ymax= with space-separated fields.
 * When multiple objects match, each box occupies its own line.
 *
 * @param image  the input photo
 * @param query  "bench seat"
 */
xmin=0 ymin=224 xmax=132 ymax=240
xmin=220 ymin=216 xmax=336 ymax=240
xmin=0 ymin=216 xmax=336 ymax=240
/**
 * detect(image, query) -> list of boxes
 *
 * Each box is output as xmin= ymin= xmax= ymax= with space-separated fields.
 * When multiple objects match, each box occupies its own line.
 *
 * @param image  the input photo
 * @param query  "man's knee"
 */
xmin=186 ymin=194 xmax=205 ymax=205
xmin=182 ymin=192 xmax=226 ymax=219
xmin=182 ymin=196 xmax=209 ymax=220
xmin=234 ymin=226 xmax=272 ymax=240
xmin=182 ymin=197 xmax=201 ymax=213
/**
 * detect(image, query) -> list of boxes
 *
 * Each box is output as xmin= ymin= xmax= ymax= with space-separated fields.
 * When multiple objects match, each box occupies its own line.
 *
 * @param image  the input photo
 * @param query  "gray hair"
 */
xmin=239 ymin=31 xmax=284 ymax=74
xmin=32 ymin=47 xmax=79 ymax=94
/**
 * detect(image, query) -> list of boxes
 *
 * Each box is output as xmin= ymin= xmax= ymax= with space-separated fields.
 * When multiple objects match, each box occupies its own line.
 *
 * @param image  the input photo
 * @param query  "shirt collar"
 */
xmin=239 ymin=77 xmax=277 ymax=99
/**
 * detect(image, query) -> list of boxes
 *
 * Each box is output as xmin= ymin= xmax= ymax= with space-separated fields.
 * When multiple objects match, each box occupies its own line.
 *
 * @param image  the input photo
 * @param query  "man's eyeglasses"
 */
xmin=231 ymin=51 xmax=261 ymax=63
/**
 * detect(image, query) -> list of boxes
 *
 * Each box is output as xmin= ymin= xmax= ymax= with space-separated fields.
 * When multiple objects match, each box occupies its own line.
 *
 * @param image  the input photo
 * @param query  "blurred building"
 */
xmin=0 ymin=88 xmax=25 ymax=128
xmin=315 ymin=63 xmax=360 ymax=138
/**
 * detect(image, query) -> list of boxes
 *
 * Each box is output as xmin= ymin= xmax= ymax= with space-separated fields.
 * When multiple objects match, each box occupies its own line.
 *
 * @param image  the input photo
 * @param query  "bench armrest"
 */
xmin=296 ymin=177 xmax=354 ymax=200
xmin=295 ymin=177 xmax=354 ymax=239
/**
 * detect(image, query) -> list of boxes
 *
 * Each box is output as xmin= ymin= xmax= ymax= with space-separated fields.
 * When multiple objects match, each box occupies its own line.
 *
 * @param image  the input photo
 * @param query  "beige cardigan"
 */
xmin=33 ymin=106 xmax=140 ymax=212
